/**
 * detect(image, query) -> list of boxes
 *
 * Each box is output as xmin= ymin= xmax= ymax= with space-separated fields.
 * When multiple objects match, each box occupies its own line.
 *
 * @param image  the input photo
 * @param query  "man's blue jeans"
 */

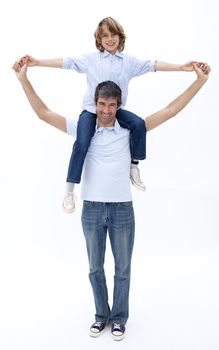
xmin=81 ymin=201 xmax=135 ymax=325
xmin=66 ymin=109 xmax=146 ymax=183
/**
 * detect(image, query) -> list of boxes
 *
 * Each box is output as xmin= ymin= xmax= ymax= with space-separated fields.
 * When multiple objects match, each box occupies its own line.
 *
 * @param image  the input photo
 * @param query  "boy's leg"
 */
xmin=116 ymin=109 xmax=146 ymax=191
xmin=67 ymin=110 xmax=97 ymax=183
xmin=63 ymin=110 xmax=96 ymax=213
xmin=62 ymin=182 xmax=76 ymax=213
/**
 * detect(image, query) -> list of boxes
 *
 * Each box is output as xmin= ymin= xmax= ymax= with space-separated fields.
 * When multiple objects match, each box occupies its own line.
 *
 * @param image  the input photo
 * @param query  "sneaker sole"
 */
xmin=131 ymin=179 xmax=146 ymax=192
xmin=89 ymin=329 xmax=105 ymax=337
xmin=62 ymin=205 xmax=76 ymax=214
xmin=112 ymin=332 xmax=125 ymax=341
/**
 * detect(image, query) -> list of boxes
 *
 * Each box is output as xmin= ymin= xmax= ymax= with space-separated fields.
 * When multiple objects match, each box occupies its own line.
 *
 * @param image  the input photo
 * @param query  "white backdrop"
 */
xmin=0 ymin=0 xmax=219 ymax=349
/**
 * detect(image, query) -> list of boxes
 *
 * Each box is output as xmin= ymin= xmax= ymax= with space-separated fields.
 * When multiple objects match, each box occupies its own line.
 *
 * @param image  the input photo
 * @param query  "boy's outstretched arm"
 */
xmin=18 ymin=55 xmax=63 ymax=68
xmin=145 ymin=64 xmax=210 ymax=132
xmin=155 ymin=60 xmax=208 ymax=73
xmin=12 ymin=62 xmax=67 ymax=132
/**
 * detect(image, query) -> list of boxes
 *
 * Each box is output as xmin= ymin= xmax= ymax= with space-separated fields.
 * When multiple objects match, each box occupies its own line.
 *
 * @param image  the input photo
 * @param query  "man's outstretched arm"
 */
xmin=12 ymin=62 xmax=67 ymax=132
xmin=145 ymin=64 xmax=210 ymax=132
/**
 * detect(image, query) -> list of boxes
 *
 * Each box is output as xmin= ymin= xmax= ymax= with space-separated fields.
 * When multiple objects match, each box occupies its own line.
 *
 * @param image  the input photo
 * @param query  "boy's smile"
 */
xmin=101 ymin=25 xmax=120 ymax=55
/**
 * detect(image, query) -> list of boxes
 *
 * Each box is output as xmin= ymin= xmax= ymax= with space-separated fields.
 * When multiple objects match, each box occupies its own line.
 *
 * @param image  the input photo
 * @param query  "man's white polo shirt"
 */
xmin=67 ymin=119 xmax=132 ymax=202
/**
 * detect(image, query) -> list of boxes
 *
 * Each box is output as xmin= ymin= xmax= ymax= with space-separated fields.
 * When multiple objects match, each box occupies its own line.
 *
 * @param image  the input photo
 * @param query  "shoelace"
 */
xmin=113 ymin=323 xmax=122 ymax=330
xmin=93 ymin=321 xmax=103 ymax=327
xmin=65 ymin=192 xmax=77 ymax=203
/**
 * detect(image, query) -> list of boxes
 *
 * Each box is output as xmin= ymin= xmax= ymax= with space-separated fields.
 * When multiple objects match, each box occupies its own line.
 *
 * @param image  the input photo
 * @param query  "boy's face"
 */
xmin=96 ymin=97 xmax=118 ymax=127
xmin=101 ymin=25 xmax=120 ymax=54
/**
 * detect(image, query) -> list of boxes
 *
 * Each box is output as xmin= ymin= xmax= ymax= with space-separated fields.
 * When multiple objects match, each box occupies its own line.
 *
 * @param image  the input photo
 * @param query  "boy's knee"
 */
xmin=134 ymin=117 xmax=145 ymax=130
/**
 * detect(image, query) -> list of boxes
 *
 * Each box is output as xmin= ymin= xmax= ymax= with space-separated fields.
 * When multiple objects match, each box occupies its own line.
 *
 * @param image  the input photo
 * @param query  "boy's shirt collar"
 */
xmin=101 ymin=50 xmax=124 ymax=58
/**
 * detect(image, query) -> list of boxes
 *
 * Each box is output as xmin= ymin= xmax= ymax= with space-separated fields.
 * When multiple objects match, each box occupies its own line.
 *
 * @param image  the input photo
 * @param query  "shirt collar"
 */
xmin=96 ymin=119 xmax=121 ymax=134
xmin=101 ymin=50 xmax=124 ymax=59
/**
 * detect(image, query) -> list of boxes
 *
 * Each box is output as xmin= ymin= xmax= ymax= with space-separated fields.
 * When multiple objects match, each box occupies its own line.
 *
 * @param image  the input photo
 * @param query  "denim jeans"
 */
xmin=81 ymin=201 xmax=135 ymax=325
xmin=66 ymin=109 xmax=146 ymax=183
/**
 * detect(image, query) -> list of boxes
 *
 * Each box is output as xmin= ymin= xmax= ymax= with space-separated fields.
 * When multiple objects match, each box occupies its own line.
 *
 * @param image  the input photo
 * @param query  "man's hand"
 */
xmin=196 ymin=62 xmax=210 ymax=75
xmin=194 ymin=63 xmax=211 ymax=81
xmin=12 ymin=60 xmax=28 ymax=82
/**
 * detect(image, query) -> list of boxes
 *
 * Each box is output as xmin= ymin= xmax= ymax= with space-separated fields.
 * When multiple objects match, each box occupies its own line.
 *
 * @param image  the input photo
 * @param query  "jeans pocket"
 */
xmin=83 ymin=200 xmax=93 ymax=208
xmin=118 ymin=201 xmax=132 ymax=207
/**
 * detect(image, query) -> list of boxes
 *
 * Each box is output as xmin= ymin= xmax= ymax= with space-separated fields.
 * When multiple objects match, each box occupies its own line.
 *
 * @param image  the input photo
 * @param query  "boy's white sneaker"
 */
xmin=130 ymin=167 xmax=146 ymax=191
xmin=62 ymin=191 xmax=76 ymax=213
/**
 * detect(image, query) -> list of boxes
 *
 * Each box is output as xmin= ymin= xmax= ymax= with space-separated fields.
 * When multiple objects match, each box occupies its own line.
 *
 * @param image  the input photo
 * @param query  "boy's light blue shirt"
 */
xmin=66 ymin=118 xmax=132 ymax=202
xmin=62 ymin=51 xmax=155 ymax=113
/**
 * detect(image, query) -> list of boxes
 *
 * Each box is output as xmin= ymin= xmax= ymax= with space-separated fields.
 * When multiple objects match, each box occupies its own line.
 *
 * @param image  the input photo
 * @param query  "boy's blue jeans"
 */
xmin=66 ymin=109 xmax=146 ymax=183
xmin=81 ymin=201 xmax=135 ymax=325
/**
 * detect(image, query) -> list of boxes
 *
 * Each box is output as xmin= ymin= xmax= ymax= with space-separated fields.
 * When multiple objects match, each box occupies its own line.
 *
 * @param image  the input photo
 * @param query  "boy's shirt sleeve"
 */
xmin=62 ymin=54 xmax=88 ymax=73
xmin=128 ymin=55 xmax=156 ymax=77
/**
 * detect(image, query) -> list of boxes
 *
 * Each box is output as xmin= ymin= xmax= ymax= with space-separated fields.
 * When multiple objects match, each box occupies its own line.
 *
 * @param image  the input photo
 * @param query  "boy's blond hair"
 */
xmin=94 ymin=17 xmax=126 ymax=52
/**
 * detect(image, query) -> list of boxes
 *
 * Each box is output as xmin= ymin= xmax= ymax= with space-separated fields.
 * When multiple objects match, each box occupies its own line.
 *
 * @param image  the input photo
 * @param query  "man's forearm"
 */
xmin=166 ymin=75 xmax=207 ymax=117
xmin=19 ymin=76 xmax=49 ymax=119
xmin=145 ymin=71 xmax=208 ymax=131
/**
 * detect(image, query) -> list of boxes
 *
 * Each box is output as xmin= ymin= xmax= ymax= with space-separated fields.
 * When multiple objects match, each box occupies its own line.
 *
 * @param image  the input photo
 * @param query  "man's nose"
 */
xmin=103 ymin=107 xmax=110 ymax=114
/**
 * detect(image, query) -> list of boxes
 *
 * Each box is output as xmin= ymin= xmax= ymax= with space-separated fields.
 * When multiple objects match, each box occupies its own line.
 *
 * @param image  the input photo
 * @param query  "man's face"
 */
xmin=96 ymin=97 xmax=118 ymax=127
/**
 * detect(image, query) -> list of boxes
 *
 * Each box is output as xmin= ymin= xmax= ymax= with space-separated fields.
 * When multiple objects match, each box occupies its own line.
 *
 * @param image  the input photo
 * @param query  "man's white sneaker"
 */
xmin=130 ymin=167 xmax=146 ymax=191
xmin=62 ymin=191 xmax=76 ymax=213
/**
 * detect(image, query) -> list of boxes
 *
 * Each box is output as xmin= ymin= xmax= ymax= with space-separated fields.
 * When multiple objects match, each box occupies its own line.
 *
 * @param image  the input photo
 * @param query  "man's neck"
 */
xmin=97 ymin=120 xmax=116 ymax=128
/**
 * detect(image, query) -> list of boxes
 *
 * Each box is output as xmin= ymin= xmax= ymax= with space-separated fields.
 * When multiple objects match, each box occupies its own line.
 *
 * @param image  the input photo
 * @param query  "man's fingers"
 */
xmin=202 ymin=63 xmax=210 ymax=74
xmin=196 ymin=62 xmax=210 ymax=75
xmin=12 ymin=61 xmax=19 ymax=71
xmin=12 ymin=61 xmax=22 ymax=72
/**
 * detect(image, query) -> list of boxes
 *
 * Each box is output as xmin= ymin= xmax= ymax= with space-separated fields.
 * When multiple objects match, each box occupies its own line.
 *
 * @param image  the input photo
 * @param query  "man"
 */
xmin=12 ymin=60 xmax=210 ymax=341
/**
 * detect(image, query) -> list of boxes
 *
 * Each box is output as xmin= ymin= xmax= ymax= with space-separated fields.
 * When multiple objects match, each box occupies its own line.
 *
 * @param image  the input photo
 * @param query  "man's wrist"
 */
xmin=18 ymin=75 xmax=29 ymax=85
xmin=196 ymin=74 xmax=208 ymax=86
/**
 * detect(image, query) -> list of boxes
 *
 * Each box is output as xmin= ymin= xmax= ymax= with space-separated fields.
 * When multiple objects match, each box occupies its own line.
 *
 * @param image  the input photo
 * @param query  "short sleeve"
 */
xmin=62 ymin=55 xmax=88 ymax=73
xmin=66 ymin=119 xmax=77 ymax=138
xmin=129 ymin=55 xmax=156 ymax=77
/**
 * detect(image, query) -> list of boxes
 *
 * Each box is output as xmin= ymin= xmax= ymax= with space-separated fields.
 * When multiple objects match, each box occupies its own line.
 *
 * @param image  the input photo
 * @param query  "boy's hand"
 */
xmin=182 ymin=61 xmax=210 ymax=73
xmin=181 ymin=61 xmax=199 ymax=71
xmin=16 ymin=55 xmax=38 ymax=68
